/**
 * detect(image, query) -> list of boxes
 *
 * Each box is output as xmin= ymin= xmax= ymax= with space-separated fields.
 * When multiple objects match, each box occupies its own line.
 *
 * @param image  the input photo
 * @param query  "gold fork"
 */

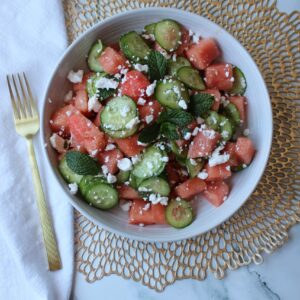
xmin=6 ymin=73 xmax=61 ymax=271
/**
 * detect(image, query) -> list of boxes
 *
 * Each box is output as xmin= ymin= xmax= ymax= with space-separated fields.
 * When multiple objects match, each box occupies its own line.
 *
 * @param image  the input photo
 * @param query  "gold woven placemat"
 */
xmin=63 ymin=0 xmax=300 ymax=291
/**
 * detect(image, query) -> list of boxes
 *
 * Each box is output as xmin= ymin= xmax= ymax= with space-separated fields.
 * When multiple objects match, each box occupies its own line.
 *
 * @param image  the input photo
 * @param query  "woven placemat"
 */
xmin=63 ymin=0 xmax=300 ymax=292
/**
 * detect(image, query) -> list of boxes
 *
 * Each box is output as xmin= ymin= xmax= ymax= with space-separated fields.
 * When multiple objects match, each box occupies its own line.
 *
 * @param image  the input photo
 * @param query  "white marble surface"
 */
xmin=73 ymin=1 xmax=300 ymax=299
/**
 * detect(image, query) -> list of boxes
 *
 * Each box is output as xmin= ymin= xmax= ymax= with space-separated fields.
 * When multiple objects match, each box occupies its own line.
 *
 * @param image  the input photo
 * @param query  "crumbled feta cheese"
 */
xmin=225 ymin=71 xmax=229 ymax=78
xmin=189 ymin=158 xmax=197 ymax=166
xmin=134 ymin=64 xmax=149 ymax=73
xmin=192 ymin=127 xmax=199 ymax=136
xmin=120 ymin=105 xmax=131 ymax=117
xmin=95 ymin=77 xmax=119 ymax=89
xmin=139 ymin=223 xmax=145 ymax=227
xmin=146 ymin=162 xmax=153 ymax=169
xmin=230 ymin=77 xmax=235 ymax=82
xmin=197 ymin=170 xmax=208 ymax=180
xmin=102 ymin=165 xmax=109 ymax=175
xmin=192 ymin=32 xmax=200 ymax=43
xmin=142 ymin=33 xmax=155 ymax=41
xmin=148 ymin=194 xmax=168 ymax=206
xmin=146 ymin=81 xmax=156 ymax=96
xmin=105 ymin=144 xmax=116 ymax=151
xmin=90 ymin=149 xmax=98 ymax=157
xmin=88 ymin=94 xmax=101 ymax=112
xmin=226 ymin=165 xmax=231 ymax=171
xmin=107 ymin=173 xmax=117 ymax=183
xmin=65 ymin=110 xmax=72 ymax=117
xmin=172 ymin=54 xmax=177 ymax=62
xmin=48 ymin=98 xmax=52 ymax=103
xmin=138 ymin=187 xmax=151 ymax=192
xmin=208 ymin=145 xmax=230 ymax=167
xmin=178 ymin=99 xmax=187 ymax=110
xmin=64 ymin=90 xmax=73 ymax=103
xmin=49 ymin=133 xmax=60 ymax=150
xmin=196 ymin=117 xmax=204 ymax=124
xmin=160 ymin=156 xmax=169 ymax=162
xmin=68 ymin=183 xmax=78 ymax=194
xmin=145 ymin=115 xmax=154 ymax=124
xmin=242 ymin=163 xmax=247 ymax=169
xmin=184 ymin=132 xmax=192 ymax=140
xmin=137 ymin=97 xmax=146 ymax=105
xmin=119 ymin=200 xmax=132 ymax=212
xmin=137 ymin=141 xmax=148 ymax=146
xmin=125 ymin=117 xmax=139 ymax=129
xmin=131 ymin=155 xmax=140 ymax=165
xmin=142 ymin=203 xmax=151 ymax=211
xmin=67 ymin=70 xmax=84 ymax=83
xmin=202 ymin=128 xmax=216 ymax=139
xmin=243 ymin=128 xmax=250 ymax=136
xmin=117 ymin=158 xmax=132 ymax=171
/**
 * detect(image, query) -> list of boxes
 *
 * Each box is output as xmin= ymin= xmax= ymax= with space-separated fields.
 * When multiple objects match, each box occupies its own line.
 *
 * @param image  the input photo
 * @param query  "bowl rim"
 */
xmin=40 ymin=7 xmax=273 ymax=242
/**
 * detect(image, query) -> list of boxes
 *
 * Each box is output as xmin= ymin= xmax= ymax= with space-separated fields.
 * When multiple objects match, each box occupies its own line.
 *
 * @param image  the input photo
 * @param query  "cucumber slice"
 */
xmin=119 ymin=31 xmax=151 ymax=63
xmin=86 ymin=73 xmax=105 ymax=98
xmin=167 ymin=56 xmax=191 ymax=77
xmin=219 ymin=116 xmax=233 ymax=141
xmin=155 ymin=78 xmax=189 ymax=109
xmin=117 ymin=170 xmax=130 ymax=183
xmin=169 ymin=141 xmax=187 ymax=167
xmin=84 ymin=182 xmax=119 ymax=210
xmin=186 ymin=158 xmax=205 ymax=178
xmin=154 ymin=19 xmax=181 ymax=51
xmin=223 ymin=103 xmax=240 ymax=126
xmin=58 ymin=155 xmax=83 ymax=184
xmin=132 ymin=145 xmax=167 ymax=180
xmin=87 ymin=40 xmax=104 ymax=72
xmin=101 ymin=96 xmax=138 ymax=132
xmin=79 ymin=175 xmax=107 ymax=196
xmin=104 ymin=125 xmax=138 ymax=139
xmin=129 ymin=174 xmax=144 ymax=189
xmin=166 ymin=198 xmax=194 ymax=228
xmin=177 ymin=66 xmax=205 ymax=90
xmin=144 ymin=23 xmax=156 ymax=35
xmin=228 ymin=67 xmax=247 ymax=95
xmin=205 ymin=111 xmax=220 ymax=130
xmin=138 ymin=177 xmax=170 ymax=197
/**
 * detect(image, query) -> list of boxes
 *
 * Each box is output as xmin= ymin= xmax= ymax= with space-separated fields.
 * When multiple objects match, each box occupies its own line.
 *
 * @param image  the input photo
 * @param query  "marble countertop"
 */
xmin=73 ymin=1 xmax=300 ymax=299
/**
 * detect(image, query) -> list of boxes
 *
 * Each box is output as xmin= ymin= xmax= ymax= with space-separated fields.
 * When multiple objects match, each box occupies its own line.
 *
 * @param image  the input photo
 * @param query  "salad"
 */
xmin=49 ymin=19 xmax=256 ymax=229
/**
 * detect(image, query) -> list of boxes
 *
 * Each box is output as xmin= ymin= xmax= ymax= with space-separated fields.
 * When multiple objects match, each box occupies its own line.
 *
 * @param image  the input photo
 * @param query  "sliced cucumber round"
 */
xmin=186 ymin=158 xmax=205 ymax=178
xmin=205 ymin=111 xmax=220 ymax=130
xmin=101 ymin=96 xmax=138 ymax=132
xmin=167 ymin=56 xmax=191 ymax=77
xmin=155 ymin=78 xmax=189 ymax=109
xmin=169 ymin=141 xmax=187 ymax=167
xmin=79 ymin=175 xmax=107 ymax=196
xmin=228 ymin=67 xmax=247 ymax=95
xmin=166 ymin=198 xmax=194 ymax=228
xmin=177 ymin=66 xmax=205 ymax=90
xmin=223 ymin=103 xmax=240 ymax=126
xmin=154 ymin=19 xmax=181 ymax=51
xmin=119 ymin=31 xmax=151 ymax=63
xmin=129 ymin=174 xmax=144 ymax=189
xmin=144 ymin=23 xmax=156 ymax=35
xmin=86 ymin=73 xmax=105 ymax=98
xmin=104 ymin=125 xmax=138 ymax=139
xmin=116 ymin=170 xmax=130 ymax=183
xmin=138 ymin=177 xmax=170 ymax=197
xmin=219 ymin=116 xmax=233 ymax=141
xmin=58 ymin=155 xmax=83 ymax=184
xmin=84 ymin=182 xmax=119 ymax=210
xmin=132 ymin=145 xmax=167 ymax=180
xmin=87 ymin=40 xmax=104 ymax=72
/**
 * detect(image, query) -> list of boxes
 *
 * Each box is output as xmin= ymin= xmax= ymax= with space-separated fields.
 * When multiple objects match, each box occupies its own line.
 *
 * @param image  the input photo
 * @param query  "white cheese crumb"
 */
xmin=184 ymin=132 xmax=192 ymax=140
xmin=65 ymin=110 xmax=72 ymax=117
xmin=148 ymin=194 xmax=168 ymax=206
xmin=160 ymin=156 xmax=169 ymax=162
xmin=90 ymin=149 xmax=98 ymax=157
xmin=68 ymin=183 xmax=78 ymax=194
xmin=137 ymin=141 xmax=148 ymax=146
xmin=117 ymin=158 xmax=132 ymax=171
xmin=49 ymin=133 xmax=61 ymax=151
xmin=196 ymin=117 xmax=205 ymax=124
xmin=192 ymin=127 xmax=199 ymax=136
xmin=137 ymin=97 xmax=146 ymax=105
xmin=146 ymin=81 xmax=156 ymax=96
xmin=88 ymin=95 xmax=101 ymax=112
xmin=134 ymin=64 xmax=149 ymax=73
xmin=48 ymin=98 xmax=52 ymax=103
xmin=189 ymin=158 xmax=197 ymax=166
xmin=178 ymin=99 xmax=187 ymax=110
xmin=119 ymin=200 xmax=132 ymax=212
xmin=105 ymin=144 xmax=116 ymax=151
xmin=139 ymin=223 xmax=145 ymax=227
xmin=64 ymin=90 xmax=73 ymax=103
xmin=125 ymin=117 xmax=139 ymax=129
xmin=101 ymin=165 xmax=109 ymax=175
xmin=107 ymin=173 xmax=117 ymax=184
xmin=67 ymin=70 xmax=84 ymax=83
xmin=131 ymin=155 xmax=141 ymax=165
xmin=208 ymin=145 xmax=230 ymax=167
xmin=225 ymin=71 xmax=229 ymax=78
xmin=197 ymin=170 xmax=208 ymax=180
xmin=230 ymin=77 xmax=235 ymax=82
xmin=95 ymin=77 xmax=119 ymax=89
xmin=146 ymin=162 xmax=153 ymax=169
xmin=242 ymin=163 xmax=247 ymax=168
xmin=145 ymin=115 xmax=154 ymax=124
xmin=226 ymin=165 xmax=231 ymax=171
xmin=143 ymin=203 xmax=151 ymax=211
xmin=120 ymin=105 xmax=131 ymax=117
xmin=172 ymin=54 xmax=177 ymax=62
xmin=243 ymin=128 xmax=250 ymax=136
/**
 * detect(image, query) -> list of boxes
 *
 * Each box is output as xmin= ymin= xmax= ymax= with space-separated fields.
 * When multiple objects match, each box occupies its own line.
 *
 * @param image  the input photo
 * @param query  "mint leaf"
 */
xmin=160 ymin=122 xmax=179 ymax=140
xmin=189 ymin=93 xmax=214 ymax=117
xmin=148 ymin=51 xmax=167 ymax=81
xmin=157 ymin=109 xmax=194 ymax=127
xmin=66 ymin=151 xmax=99 ymax=175
xmin=98 ymin=88 xmax=116 ymax=101
xmin=138 ymin=123 xmax=160 ymax=143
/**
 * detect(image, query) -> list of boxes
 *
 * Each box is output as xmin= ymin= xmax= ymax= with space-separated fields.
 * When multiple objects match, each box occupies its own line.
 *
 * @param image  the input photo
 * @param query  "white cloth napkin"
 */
xmin=0 ymin=1 xmax=74 ymax=299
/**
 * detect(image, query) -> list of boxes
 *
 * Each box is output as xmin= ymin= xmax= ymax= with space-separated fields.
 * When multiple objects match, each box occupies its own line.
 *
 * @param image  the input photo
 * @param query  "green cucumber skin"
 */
xmin=79 ymin=175 xmax=107 ymax=196
xmin=228 ymin=67 xmax=247 ymax=95
xmin=138 ymin=177 xmax=170 ymax=197
xmin=205 ymin=111 xmax=220 ymax=131
xmin=117 ymin=170 xmax=130 ymax=183
xmin=58 ymin=155 xmax=83 ymax=184
xmin=144 ymin=23 xmax=156 ymax=35
xmin=186 ymin=158 xmax=205 ymax=178
xmin=177 ymin=66 xmax=205 ymax=90
xmin=167 ymin=57 xmax=191 ymax=77
xmin=87 ymin=40 xmax=104 ymax=72
xmin=219 ymin=116 xmax=234 ymax=141
xmin=86 ymin=73 xmax=106 ymax=98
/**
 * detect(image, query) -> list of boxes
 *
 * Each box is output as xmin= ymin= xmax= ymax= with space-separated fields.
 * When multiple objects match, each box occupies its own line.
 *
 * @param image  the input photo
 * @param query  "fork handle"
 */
xmin=26 ymin=138 xmax=62 ymax=271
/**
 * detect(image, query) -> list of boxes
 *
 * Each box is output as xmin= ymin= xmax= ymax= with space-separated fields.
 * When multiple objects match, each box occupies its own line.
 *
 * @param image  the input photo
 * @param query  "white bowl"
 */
xmin=41 ymin=8 xmax=272 ymax=242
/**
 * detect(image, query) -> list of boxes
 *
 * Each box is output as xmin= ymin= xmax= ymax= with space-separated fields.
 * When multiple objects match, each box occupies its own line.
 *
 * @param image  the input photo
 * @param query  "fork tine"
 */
xmin=17 ymin=73 xmax=33 ymax=117
xmin=12 ymin=74 xmax=26 ymax=118
xmin=6 ymin=75 xmax=20 ymax=120
xmin=23 ymin=72 xmax=37 ymax=116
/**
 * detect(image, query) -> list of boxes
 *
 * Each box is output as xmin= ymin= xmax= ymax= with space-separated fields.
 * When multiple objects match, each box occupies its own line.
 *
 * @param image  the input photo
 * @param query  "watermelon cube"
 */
xmin=235 ymin=137 xmax=256 ymax=164
xmin=114 ymin=134 xmax=145 ymax=157
xmin=74 ymin=89 xmax=89 ymax=115
xmin=205 ymin=63 xmax=234 ymax=90
xmin=97 ymin=148 xmax=123 ymax=174
xmin=223 ymin=142 xmax=240 ymax=167
xmin=138 ymin=100 xmax=162 ymax=124
xmin=176 ymin=26 xmax=191 ymax=55
xmin=175 ymin=177 xmax=207 ymax=199
xmin=117 ymin=185 xmax=139 ymax=199
xmin=205 ymin=163 xmax=232 ymax=181
xmin=98 ymin=47 xmax=126 ymax=75
xmin=203 ymin=181 xmax=229 ymax=207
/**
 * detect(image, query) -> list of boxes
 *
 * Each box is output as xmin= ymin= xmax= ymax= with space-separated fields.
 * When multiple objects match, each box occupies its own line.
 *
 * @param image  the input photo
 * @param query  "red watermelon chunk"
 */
xmin=229 ymin=96 xmax=247 ymax=123
xmin=188 ymin=128 xmax=221 ymax=158
xmin=205 ymin=63 xmax=234 ymax=90
xmin=114 ymin=134 xmax=145 ymax=157
xmin=175 ymin=177 xmax=207 ymax=199
xmin=97 ymin=148 xmax=123 ymax=174
xmin=98 ymin=47 xmax=126 ymax=75
xmin=73 ymin=72 xmax=92 ymax=92
xmin=176 ymin=26 xmax=191 ymax=55
xmin=186 ymin=38 xmax=220 ymax=70
xmin=118 ymin=185 xmax=139 ymax=199
xmin=166 ymin=162 xmax=181 ymax=187
xmin=93 ymin=107 xmax=104 ymax=127
xmin=205 ymin=163 xmax=232 ymax=181
xmin=129 ymin=199 xmax=166 ymax=225
xmin=235 ymin=137 xmax=256 ymax=164
xmin=74 ymin=89 xmax=89 ymax=115
xmin=201 ymin=89 xmax=221 ymax=111
xmin=203 ymin=181 xmax=229 ymax=207
xmin=50 ymin=104 xmax=79 ymax=136
xmin=138 ymin=100 xmax=162 ymax=124
xmin=120 ymin=70 xmax=150 ymax=101
xmin=223 ymin=142 xmax=240 ymax=167
xmin=68 ymin=114 xmax=107 ymax=155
